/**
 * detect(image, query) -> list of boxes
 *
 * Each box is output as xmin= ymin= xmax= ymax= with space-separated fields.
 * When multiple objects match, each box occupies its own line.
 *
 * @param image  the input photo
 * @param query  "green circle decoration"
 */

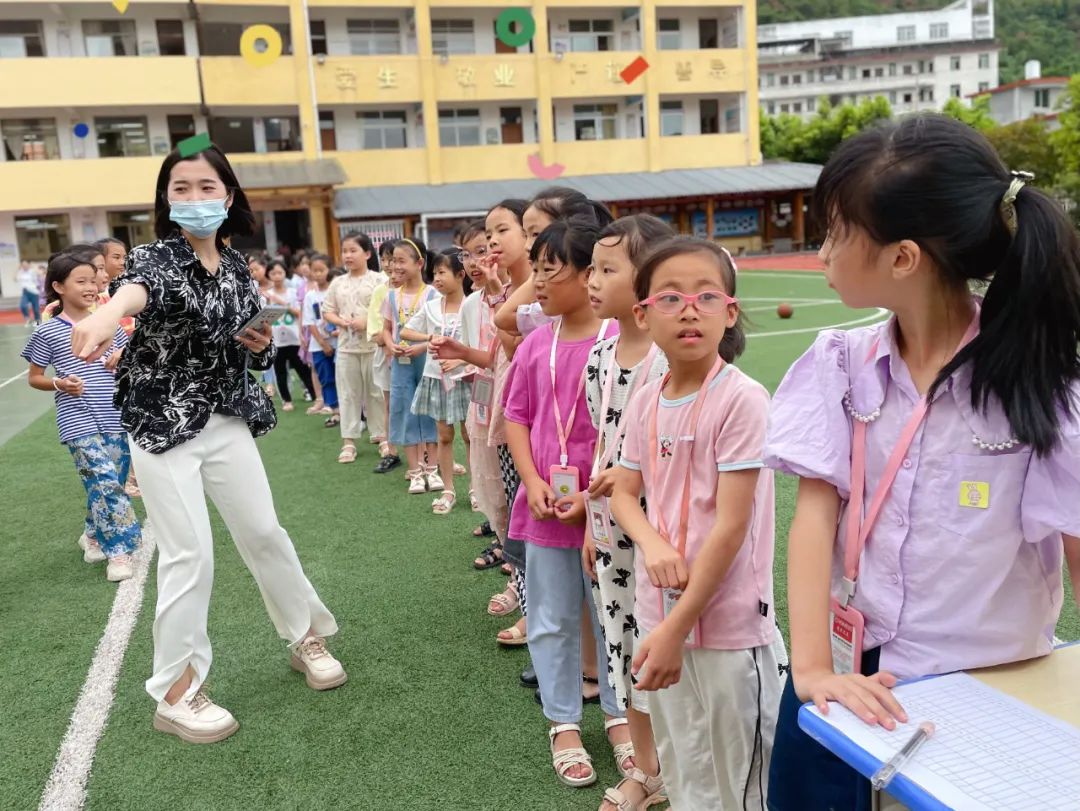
xmin=495 ymin=9 xmax=536 ymax=49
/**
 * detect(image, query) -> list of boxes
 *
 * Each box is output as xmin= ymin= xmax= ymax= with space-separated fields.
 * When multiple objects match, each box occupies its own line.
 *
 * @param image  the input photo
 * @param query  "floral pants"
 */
xmin=67 ymin=432 xmax=140 ymax=557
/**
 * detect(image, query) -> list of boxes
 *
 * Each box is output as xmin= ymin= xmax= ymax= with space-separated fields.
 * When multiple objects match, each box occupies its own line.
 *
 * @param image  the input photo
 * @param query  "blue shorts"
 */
xmin=767 ymin=647 xmax=880 ymax=811
xmin=389 ymin=355 xmax=436 ymax=447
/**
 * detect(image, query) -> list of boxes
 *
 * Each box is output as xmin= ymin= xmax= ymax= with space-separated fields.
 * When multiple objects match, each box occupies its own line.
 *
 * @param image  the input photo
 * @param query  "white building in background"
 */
xmin=757 ymin=0 xmax=999 ymax=119
xmin=980 ymin=60 xmax=1070 ymax=130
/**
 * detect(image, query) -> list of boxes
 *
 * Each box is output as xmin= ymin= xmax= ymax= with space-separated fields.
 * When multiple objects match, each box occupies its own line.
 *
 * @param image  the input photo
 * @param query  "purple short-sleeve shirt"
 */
xmin=765 ymin=311 xmax=1077 ymax=680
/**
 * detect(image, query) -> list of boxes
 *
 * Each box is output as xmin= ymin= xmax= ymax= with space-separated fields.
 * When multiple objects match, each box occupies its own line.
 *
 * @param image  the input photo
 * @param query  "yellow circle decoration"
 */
xmin=239 ymin=25 xmax=283 ymax=68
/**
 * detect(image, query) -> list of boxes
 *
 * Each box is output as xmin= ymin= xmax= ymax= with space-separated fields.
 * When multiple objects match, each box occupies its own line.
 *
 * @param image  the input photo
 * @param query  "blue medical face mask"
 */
xmin=168 ymin=197 xmax=229 ymax=238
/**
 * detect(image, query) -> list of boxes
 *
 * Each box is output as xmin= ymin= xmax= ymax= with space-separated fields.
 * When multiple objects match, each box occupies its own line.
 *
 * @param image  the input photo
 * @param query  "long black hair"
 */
xmin=44 ymin=250 xmax=96 ymax=316
xmin=488 ymin=198 xmax=529 ymax=224
xmin=634 ymin=237 xmax=746 ymax=363
xmin=530 ymin=217 xmax=600 ymax=274
xmin=816 ymin=113 xmax=1080 ymax=455
xmin=341 ymin=231 xmax=381 ymax=271
xmin=153 ymin=144 xmax=256 ymax=242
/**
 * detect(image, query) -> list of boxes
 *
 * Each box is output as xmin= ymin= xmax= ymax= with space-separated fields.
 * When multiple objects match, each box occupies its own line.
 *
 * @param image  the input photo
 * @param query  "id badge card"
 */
xmin=829 ymin=597 xmax=865 ymax=675
xmin=399 ymin=350 xmax=411 ymax=366
xmin=662 ymin=588 xmax=698 ymax=647
xmin=587 ymin=496 xmax=612 ymax=549
xmin=549 ymin=465 xmax=580 ymax=507
xmin=472 ymin=374 xmax=494 ymax=425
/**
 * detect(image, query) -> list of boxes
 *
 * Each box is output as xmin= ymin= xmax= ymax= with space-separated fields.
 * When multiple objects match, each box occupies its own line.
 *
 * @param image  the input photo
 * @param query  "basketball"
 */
xmin=777 ymin=303 xmax=794 ymax=319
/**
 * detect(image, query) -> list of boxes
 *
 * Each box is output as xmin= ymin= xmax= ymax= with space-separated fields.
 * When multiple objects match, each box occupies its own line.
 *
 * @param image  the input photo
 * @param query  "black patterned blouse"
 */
xmin=109 ymin=233 xmax=276 ymax=454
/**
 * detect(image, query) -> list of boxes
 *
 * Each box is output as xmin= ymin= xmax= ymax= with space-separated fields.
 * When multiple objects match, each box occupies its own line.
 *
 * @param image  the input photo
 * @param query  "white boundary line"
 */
xmin=749 ymin=308 xmax=889 ymax=339
xmin=0 ymin=370 xmax=28 ymax=390
xmin=38 ymin=521 xmax=157 ymax=811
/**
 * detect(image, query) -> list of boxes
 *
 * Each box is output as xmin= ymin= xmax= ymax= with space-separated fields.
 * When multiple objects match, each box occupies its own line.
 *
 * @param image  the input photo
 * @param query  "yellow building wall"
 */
xmin=0 ymin=0 xmax=760 ymax=213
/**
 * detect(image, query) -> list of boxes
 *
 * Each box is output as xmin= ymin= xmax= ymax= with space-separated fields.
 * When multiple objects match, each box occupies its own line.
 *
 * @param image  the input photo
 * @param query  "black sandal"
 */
xmin=472 ymin=521 xmax=495 ymax=538
xmin=473 ymin=543 xmax=503 ymax=570
xmin=324 ymin=414 xmax=340 ymax=427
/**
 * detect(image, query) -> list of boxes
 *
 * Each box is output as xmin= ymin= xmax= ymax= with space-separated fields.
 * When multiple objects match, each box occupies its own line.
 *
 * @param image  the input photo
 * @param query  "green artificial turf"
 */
xmin=0 ymin=271 xmax=1075 ymax=810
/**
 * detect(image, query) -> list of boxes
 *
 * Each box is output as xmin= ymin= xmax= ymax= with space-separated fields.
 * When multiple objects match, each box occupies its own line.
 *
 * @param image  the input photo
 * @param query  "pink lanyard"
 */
xmin=840 ymin=319 xmax=979 ymax=607
xmin=550 ymin=318 xmax=611 ymax=467
xmin=647 ymin=356 xmax=726 ymax=556
xmin=591 ymin=341 xmax=659 ymax=479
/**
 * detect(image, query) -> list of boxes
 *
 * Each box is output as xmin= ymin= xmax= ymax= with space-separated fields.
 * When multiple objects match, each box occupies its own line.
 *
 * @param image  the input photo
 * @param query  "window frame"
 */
xmin=431 ymin=19 xmax=476 ymax=56
xmin=346 ymin=19 xmax=402 ymax=56
xmin=572 ymin=103 xmax=617 ymax=141
xmin=94 ymin=116 xmax=151 ymax=158
xmin=83 ymin=19 xmax=139 ymax=57
xmin=359 ymin=110 xmax=409 ymax=150
xmin=0 ymin=20 xmax=45 ymax=57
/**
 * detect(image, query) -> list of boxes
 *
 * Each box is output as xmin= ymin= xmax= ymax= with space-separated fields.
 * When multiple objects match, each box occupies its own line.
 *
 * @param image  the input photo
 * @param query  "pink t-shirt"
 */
xmin=503 ymin=321 xmax=618 ymax=548
xmin=621 ymin=364 xmax=777 ymax=651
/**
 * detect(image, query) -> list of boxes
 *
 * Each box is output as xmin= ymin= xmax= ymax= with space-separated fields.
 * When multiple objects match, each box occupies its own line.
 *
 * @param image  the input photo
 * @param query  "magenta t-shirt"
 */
xmin=503 ymin=321 xmax=618 ymax=548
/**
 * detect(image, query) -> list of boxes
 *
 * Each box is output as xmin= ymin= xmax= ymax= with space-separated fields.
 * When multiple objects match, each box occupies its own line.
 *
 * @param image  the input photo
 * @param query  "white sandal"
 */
xmin=432 ymin=491 xmax=456 ymax=515
xmin=548 ymin=724 xmax=596 ymax=788
xmin=487 ymin=584 xmax=519 ymax=616
xmin=601 ymin=768 xmax=667 ymax=810
xmin=425 ymin=466 xmax=445 ymax=491
xmin=453 ymin=462 xmax=467 ymax=475
xmin=605 ymin=717 xmax=636 ymax=778
xmin=407 ymin=469 xmax=427 ymax=494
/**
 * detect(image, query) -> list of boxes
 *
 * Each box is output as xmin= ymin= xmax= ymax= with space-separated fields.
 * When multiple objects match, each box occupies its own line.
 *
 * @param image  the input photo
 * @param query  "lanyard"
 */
xmin=395 ymin=284 xmax=426 ymax=340
xmin=839 ymin=318 xmax=979 ymax=607
xmin=550 ymin=318 xmax=611 ymax=467
xmin=591 ymin=340 xmax=659 ymax=479
xmin=647 ymin=356 xmax=726 ymax=556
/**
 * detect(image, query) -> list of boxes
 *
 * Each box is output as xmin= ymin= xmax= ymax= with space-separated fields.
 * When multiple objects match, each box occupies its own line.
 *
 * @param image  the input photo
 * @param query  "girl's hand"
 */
xmin=795 ymin=669 xmax=907 ymax=730
xmin=55 ymin=374 xmax=84 ymax=396
xmin=587 ymin=469 xmax=618 ymax=498
xmin=404 ymin=343 xmax=427 ymax=358
xmin=640 ymin=536 xmax=689 ymax=590
xmin=524 ymin=478 xmax=556 ymax=520
xmin=582 ymin=536 xmax=597 ymax=582
xmin=71 ymin=308 xmax=122 ymax=362
xmin=350 ymin=318 xmax=366 ymax=331
xmin=438 ymin=358 xmax=463 ymax=374
xmin=235 ymin=324 xmax=273 ymax=353
xmin=431 ymin=336 xmax=467 ymax=360
xmin=478 ymin=253 xmax=501 ymax=283
xmin=103 ymin=347 xmax=123 ymax=372
xmin=318 ymin=340 xmax=334 ymax=356
xmin=632 ymin=623 xmax=685 ymax=691
xmin=554 ymin=492 xmax=586 ymax=525
xmin=388 ymin=342 xmax=407 ymax=357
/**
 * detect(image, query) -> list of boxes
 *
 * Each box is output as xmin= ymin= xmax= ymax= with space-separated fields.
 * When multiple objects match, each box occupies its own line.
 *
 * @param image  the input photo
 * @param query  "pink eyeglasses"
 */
xmin=639 ymin=290 xmax=738 ymax=315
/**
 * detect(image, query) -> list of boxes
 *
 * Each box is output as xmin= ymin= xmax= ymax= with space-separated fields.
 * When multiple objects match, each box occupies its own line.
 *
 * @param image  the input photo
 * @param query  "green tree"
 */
xmin=985 ymin=117 xmax=1061 ymax=185
xmin=941 ymin=96 xmax=997 ymax=133
xmin=761 ymin=96 xmax=893 ymax=163
xmin=1050 ymin=74 xmax=1080 ymax=176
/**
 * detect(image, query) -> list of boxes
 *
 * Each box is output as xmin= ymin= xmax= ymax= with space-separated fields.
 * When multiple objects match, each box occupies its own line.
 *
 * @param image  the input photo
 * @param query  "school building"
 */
xmin=0 ymin=0 xmax=819 ymax=297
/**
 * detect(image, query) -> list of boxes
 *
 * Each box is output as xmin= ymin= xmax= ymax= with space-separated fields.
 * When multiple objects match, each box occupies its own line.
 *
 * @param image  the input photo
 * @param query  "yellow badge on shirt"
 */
xmin=959 ymin=481 xmax=990 ymax=509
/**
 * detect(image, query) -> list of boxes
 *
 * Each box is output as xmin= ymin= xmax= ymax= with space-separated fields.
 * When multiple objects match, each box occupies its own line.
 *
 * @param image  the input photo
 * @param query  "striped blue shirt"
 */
xmin=21 ymin=317 xmax=127 ymax=443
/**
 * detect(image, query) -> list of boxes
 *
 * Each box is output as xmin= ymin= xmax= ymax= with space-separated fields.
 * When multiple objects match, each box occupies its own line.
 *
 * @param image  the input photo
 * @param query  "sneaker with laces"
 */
xmin=107 ymin=554 xmax=134 ymax=582
xmin=425 ymin=468 xmax=445 ymax=491
xmin=408 ymin=469 xmax=428 ymax=494
xmin=77 ymin=533 xmax=106 ymax=564
xmin=290 ymin=636 xmax=347 ymax=690
xmin=153 ymin=688 xmax=239 ymax=744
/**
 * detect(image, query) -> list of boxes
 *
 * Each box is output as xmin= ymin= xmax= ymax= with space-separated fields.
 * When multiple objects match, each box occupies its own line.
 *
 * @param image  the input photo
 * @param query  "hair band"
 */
xmin=1000 ymin=170 xmax=1034 ymax=237
xmin=401 ymin=238 xmax=423 ymax=258
xmin=720 ymin=245 xmax=739 ymax=274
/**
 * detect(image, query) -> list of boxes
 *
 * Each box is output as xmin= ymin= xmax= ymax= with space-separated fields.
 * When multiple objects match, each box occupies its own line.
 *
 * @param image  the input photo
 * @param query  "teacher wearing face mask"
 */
xmin=71 ymin=144 xmax=346 ymax=745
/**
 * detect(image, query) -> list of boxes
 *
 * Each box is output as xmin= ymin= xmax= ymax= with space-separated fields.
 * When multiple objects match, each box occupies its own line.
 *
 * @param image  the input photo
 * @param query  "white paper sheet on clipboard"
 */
xmin=807 ymin=672 xmax=1080 ymax=811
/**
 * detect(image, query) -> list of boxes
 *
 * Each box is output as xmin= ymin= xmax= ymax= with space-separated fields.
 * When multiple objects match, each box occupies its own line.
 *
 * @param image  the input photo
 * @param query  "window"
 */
xmin=897 ymin=25 xmax=916 ymax=43
xmin=660 ymin=101 xmax=684 ymax=136
xmin=848 ymin=66 xmax=857 ymax=80
xmin=978 ymin=81 xmax=990 ymax=93
xmin=862 ymin=68 xmax=871 ymax=79
xmin=347 ymin=19 xmax=401 ymax=55
xmin=950 ymin=84 xmax=961 ymax=98
xmin=95 ymin=117 xmax=150 ymax=157
xmin=779 ymin=74 xmax=789 ymax=86
xmin=658 ymin=18 xmax=680 ymax=50
xmin=432 ymin=19 xmax=475 ymax=56
xmin=700 ymin=99 xmax=719 ymax=134
xmin=319 ymin=111 xmax=336 ymax=151
xmin=874 ymin=67 xmax=883 ymax=78
xmin=765 ymin=73 xmax=775 ymax=87
xmin=16 ymin=215 xmax=71 ymax=262
xmin=780 ymin=103 xmax=790 ymax=114
xmin=107 ymin=211 xmax=154 ymax=251
xmin=264 ymin=117 xmax=301 ymax=152
xmin=0 ymin=21 xmax=45 ymax=57
xmin=978 ymin=53 xmax=990 ymax=69
xmin=568 ymin=19 xmax=614 ymax=52
xmin=766 ymin=102 xmax=776 ymax=115
xmin=2 ymin=118 xmax=59 ymax=160
xmin=360 ymin=111 xmax=408 ymax=149
xmin=888 ymin=62 xmax=897 ymax=76
xmin=208 ymin=117 xmax=256 ymax=153
xmin=903 ymin=64 xmax=914 ymax=75
xmin=792 ymin=101 xmax=802 ymax=113
xmin=833 ymin=30 xmax=853 ymax=47
xmin=310 ymin=20 xmax=328 ymax=56
xmin=792 ymin=73 xmax=802 ymax=85
xmin=83 ymin=20 xmax=138 ymax=56
xmin=807 ymin=97 xmax=816 ymax=112
xmin=724 ymin=105 xmax=740 ymax=132
xmin=930 ymin=22 xmax=948 ymax=39
xmin=573 ymin=103 xmax=617 ymax=140
xmin=903 ymin=92 xmax=913 ymax=104
xmin=918 ymin=59 xmax=934 ymax=73
xmin=439 ymin=109 xmax=481 ymax=147
xmin=156 ymin=20 xmax=186 ymax=56
xmin=1034 ymin=88 xmax=1051 ymax=108
xmin=950 ymin=55 xmax=961 ymax=70
xmin=167 ymin=115 xmax=195 ymax=148
xmin=889 ymin=90 xmax=898 ymax=104
xmin=919 ymin=87 xmax=934 ymax=102
xmin=807 ymin=70 xmax=815 ymax=83
xmin=698 ymin=18 xmax=718 ymax=49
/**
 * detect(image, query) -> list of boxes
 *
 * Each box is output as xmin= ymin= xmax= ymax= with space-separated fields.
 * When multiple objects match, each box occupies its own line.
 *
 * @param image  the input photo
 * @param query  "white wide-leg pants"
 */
xmin=132 ymin=415 xmax=338 ymax=701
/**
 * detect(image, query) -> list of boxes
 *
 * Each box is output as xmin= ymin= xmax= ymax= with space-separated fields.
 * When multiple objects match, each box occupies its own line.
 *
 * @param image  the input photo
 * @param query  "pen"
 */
xmin=871 ymin=720 xmax=936 ymax=791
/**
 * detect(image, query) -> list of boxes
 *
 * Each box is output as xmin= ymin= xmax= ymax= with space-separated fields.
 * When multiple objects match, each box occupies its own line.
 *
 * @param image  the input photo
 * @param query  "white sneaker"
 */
xmin=290 ymin=636 xmax=348 ymax=691
xmin=106 ymin=554 xmax=134 ymax=582
xmin=425 ymin=469 xmax=445 ymax=491
xmin=77 ymin=533 xmax=106 ymax=563
xmin=153 ymin=688 xmax=239 ymax=744
xmin=408 ymin=469 xmax=427 ymax=494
